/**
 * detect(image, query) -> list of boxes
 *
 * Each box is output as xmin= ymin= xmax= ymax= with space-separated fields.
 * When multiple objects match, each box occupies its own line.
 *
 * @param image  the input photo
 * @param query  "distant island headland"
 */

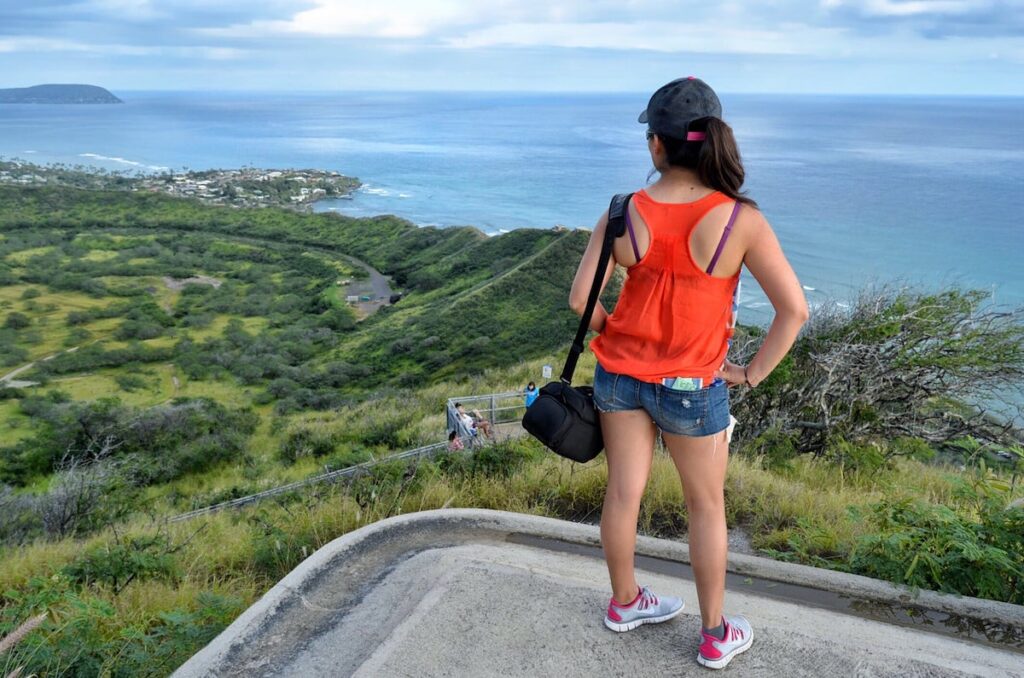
xmin=0 ymin=84 xmax=122 ymax=104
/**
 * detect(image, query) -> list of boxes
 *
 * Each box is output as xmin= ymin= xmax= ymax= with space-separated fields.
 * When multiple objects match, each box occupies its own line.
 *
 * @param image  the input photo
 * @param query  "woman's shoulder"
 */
xmin=735 ymin=201 xmax=768 ymax=228
xmin=731 ymin=201 xmax=775 ymax=251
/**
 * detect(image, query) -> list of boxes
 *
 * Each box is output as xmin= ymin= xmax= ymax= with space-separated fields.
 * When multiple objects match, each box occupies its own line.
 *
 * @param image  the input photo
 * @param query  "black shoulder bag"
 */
xmin=521 ymin=193 xmax=632 ymax=463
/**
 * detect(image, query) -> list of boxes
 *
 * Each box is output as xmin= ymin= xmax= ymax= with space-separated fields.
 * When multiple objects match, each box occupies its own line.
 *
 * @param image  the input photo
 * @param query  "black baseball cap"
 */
xmin=639 ymin=76 xmax=722 ymax=140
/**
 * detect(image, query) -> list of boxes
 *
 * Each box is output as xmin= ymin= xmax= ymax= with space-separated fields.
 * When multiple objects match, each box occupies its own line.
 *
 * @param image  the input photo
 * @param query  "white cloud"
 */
xmin=821 ymin=0 xmax=983 ymax=16
xmin=199 ymin=2 xmax=848 ymax=56
xmin=199 ymin=0 xmax=641 ymax=39
xmin=87 ymin=0 xmax=161 ymax=20
xmin=0 ymin=37 xmax=150 ymax=55
xmin=0 ymin=37 xmax=246 ymax=60
xmin=446 ymin=21 xmax=845 ymax=55
xmin=283 ymin=0 xmax=470 ymax=37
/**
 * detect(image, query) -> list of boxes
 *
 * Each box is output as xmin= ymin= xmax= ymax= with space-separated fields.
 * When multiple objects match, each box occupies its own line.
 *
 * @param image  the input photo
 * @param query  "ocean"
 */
xmin=1 ymin=91 xmax=1022 ymax=326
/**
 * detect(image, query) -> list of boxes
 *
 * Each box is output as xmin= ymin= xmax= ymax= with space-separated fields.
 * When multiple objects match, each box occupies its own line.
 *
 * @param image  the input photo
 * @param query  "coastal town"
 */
xmin=0 ymin=159 xmax=359 ymax=210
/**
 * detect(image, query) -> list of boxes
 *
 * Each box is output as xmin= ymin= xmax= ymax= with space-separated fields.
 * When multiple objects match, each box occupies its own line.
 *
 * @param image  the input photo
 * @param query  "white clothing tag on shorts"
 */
xmin=725 ymin=415 xmax=738 ymax=444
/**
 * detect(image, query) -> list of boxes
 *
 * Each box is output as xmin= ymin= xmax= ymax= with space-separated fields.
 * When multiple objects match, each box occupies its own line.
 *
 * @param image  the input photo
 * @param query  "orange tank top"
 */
xmin=590 ymin=189 xmax=740 ymax=383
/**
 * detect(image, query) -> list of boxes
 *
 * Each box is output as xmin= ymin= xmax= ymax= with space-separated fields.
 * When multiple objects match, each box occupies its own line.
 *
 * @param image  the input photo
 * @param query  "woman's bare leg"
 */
xmin=599 ymin=409 xmax=657 ymax=604
xmin=662 ymin=429 xmax=730 ymax=628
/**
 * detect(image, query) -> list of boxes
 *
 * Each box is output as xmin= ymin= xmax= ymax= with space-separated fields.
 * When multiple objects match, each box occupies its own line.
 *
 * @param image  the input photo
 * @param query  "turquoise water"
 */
xmin=1 ymin=91 xmax=1021 ymax=325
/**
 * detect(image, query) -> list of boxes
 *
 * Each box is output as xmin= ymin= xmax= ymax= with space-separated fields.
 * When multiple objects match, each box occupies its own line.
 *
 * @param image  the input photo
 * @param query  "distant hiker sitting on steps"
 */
xmin=456 ymin=403 xmax=493 ymax=439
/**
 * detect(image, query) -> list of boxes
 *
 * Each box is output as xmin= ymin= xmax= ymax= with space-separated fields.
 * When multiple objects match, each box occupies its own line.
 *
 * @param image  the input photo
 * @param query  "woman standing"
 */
xmin=569 ymin=77 xmax=808 ymax=669
xmin=524 ymin=381 xmax=539 ymax=408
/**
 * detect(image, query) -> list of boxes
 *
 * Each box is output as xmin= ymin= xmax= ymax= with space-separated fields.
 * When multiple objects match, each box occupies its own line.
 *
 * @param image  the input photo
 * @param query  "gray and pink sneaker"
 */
xmin=604 ymin=585 xmax=684 ymax=632
xmin=697 ymin=615 xmax=753 ymax=669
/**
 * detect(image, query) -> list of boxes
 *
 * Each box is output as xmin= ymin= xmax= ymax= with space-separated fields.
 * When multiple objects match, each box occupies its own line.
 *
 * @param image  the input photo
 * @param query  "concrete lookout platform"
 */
xmin=174 ymin=509 xmax=1024 ymax=677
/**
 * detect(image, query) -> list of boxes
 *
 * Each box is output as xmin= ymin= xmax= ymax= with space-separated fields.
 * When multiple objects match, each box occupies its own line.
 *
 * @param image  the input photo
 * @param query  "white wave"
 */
xmin=79 ymin=153 xmax=168 ymax=172
xmin=745 ymin=302 xmax=770 ymax=308
xmin=571 ymin=125 xmax=636 ymax=148
xmin=802 ymin=285 xmax=816 ymax=291
xmin=397 ymin=192 xmax=413 ymax=198
xmin=836 ymin=302 xmax=851 ymax=309
xmin=293 ymin=136 xmax=474 ymax=156
xmin=360 ymin=185 xmax=391 ymax=197
xmin=834 ymin=143 xmax=1024 ymax=176
xmin=21 ymin=150 xmax=37 ymax=154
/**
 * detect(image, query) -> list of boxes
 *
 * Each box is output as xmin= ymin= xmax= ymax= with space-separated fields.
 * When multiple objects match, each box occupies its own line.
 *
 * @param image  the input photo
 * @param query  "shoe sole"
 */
xmin=696 ymin=632 xmax=753 ymax=670
xmin=603 ymin=602 xmax=684 ymax=633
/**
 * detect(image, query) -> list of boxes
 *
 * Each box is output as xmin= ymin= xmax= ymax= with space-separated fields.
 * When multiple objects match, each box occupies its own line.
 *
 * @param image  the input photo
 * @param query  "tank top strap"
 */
xmin=633 ymin=189 xmax=733 ymax=235
xmin=684 ymin=191 xmax=734 ymax=234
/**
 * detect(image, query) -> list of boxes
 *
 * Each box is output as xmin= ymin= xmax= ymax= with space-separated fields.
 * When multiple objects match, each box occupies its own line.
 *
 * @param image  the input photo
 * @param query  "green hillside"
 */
xmin=0 ymin=183 xmax=1022 ymax=676
xmin=0 ymin=186 xmax=611 ymax=388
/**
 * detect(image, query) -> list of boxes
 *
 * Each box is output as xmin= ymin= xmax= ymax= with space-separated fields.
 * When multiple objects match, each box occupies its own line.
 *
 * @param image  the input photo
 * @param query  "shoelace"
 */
xmin=730 ymin=623 xmax=744 ymax=642
xmin=704 ymin=621 xmax=744 ymax=645
xmin=637 ymin=588 xmax=658 ymax=611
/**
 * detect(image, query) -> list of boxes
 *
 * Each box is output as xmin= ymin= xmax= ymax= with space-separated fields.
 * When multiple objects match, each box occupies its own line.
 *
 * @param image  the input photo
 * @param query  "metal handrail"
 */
xmin=448 ymin=391 xmax=530 ymax=425
xmin=169 ymin=391 xmax=532 ymax=523
xmin=169 ymin=442 xmax=447 ymax=523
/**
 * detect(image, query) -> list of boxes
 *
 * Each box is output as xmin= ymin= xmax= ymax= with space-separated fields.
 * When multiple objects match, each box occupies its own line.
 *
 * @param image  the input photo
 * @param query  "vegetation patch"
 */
xmin=0 ymin=184 xmax=1021 ymax=675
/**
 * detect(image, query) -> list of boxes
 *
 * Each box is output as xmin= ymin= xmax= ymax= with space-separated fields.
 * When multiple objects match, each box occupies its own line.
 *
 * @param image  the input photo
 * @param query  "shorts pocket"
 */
xmin=704 ymin=381 xmax=731 ymax=432
xmin=655 ymin=387 xmax=707 ymax=434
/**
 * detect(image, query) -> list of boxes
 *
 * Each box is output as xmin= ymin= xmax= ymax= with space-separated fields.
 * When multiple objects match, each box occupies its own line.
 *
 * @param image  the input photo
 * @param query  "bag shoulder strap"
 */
xmin=560 ymin=192 xmax=632 ymax=384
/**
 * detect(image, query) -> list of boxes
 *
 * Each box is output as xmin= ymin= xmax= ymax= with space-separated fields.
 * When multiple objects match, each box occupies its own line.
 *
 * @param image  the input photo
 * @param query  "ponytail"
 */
xmin=656 ymin=117 xmax=757 ymax=207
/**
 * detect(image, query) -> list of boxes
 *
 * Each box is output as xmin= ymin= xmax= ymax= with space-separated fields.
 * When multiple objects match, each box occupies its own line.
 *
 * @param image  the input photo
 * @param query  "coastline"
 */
xmin=0 ymin=158 xmax=360 ymax=211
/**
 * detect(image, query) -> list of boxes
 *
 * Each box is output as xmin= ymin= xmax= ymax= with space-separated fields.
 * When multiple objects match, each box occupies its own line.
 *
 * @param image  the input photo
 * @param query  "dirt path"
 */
xmin=162 ymin=275 xmax=222 ymax=291
xmin=1 ymin=345 xmax=83 ymax=389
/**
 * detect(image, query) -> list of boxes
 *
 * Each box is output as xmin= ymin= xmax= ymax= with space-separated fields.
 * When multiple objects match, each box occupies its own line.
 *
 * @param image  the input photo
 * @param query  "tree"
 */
xmin=729 ymin=287 xmax=1024 ymax=457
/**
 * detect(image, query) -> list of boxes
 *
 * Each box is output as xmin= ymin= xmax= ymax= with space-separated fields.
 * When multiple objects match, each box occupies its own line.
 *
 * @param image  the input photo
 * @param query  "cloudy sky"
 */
xmin=0 ymin=0 xmax=1021 ymax=94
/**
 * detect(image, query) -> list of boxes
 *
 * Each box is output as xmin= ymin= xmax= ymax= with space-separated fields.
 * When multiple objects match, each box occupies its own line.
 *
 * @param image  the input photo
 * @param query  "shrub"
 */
xmin=3 ymin=312 xmax=30 ymax=330
xmin=279 ymin=425 xmax=339 ymax=463
xmin=436 ymin=439 xmax=540 ymax=479
xmin=35 ymin=456 xmax=128 ymax=539
xmin=849 ymin=494 xmax=1024 ymax=604
xmin=389 ymin=337 xmax=415 ymax=355
xmin=743 ymin=426 xmax=798 ymax=471
xmin=61 ymin=536 xmax=177 ymax=592
xmin=114 ymin=373 xmax=148 ymax=392
xmin=0 ymin=576 xmax=243 ymax=678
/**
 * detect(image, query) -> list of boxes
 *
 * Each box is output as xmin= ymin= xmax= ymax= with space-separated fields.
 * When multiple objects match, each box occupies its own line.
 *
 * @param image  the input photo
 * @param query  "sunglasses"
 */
xmin=645 ymin=130 xmax=655 ymax=141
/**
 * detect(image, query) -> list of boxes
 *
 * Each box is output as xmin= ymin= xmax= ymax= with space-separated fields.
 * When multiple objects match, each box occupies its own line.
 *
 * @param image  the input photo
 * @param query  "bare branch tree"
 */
xmin=36 ymin=435 xmax=122 ymax=539
xmin=729 ymin=286 xmax=1024 ymax=456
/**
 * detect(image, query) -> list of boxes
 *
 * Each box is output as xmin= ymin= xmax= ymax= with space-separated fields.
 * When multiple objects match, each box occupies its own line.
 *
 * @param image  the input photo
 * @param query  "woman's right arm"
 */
xmin=734 ymin=212 xmax=809 ymax=387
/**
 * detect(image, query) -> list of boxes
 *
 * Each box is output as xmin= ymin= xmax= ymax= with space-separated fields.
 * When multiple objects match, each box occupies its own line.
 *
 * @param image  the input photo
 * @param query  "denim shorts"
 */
xmin=593 ymin=362 xmax=731 ymax=437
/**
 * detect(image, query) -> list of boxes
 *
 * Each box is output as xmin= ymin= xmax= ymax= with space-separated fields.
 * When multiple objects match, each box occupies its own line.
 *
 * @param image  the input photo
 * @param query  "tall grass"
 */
xmin=1 ymin=431 xmax=1021 ymax=675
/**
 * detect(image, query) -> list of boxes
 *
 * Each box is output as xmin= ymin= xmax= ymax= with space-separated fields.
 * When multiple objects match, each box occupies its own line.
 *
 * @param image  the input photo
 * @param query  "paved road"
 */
xmin=175 ymin=510 xmax=1024 ymax=678
xmin=337 ymin=253 xmax=396 ymax=316
xmin=341 ymin=254 xmax=394 ymax=301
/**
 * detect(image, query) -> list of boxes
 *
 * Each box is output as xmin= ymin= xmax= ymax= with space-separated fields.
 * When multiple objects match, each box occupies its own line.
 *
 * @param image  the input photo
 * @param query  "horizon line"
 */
xmin=80 ymin=87 xmax=1024 ymax=99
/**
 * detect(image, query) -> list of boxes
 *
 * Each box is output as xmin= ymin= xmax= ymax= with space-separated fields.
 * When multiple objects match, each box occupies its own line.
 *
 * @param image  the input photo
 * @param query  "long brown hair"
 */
xmin=656 ymin=117 xmax=757 ymax=207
